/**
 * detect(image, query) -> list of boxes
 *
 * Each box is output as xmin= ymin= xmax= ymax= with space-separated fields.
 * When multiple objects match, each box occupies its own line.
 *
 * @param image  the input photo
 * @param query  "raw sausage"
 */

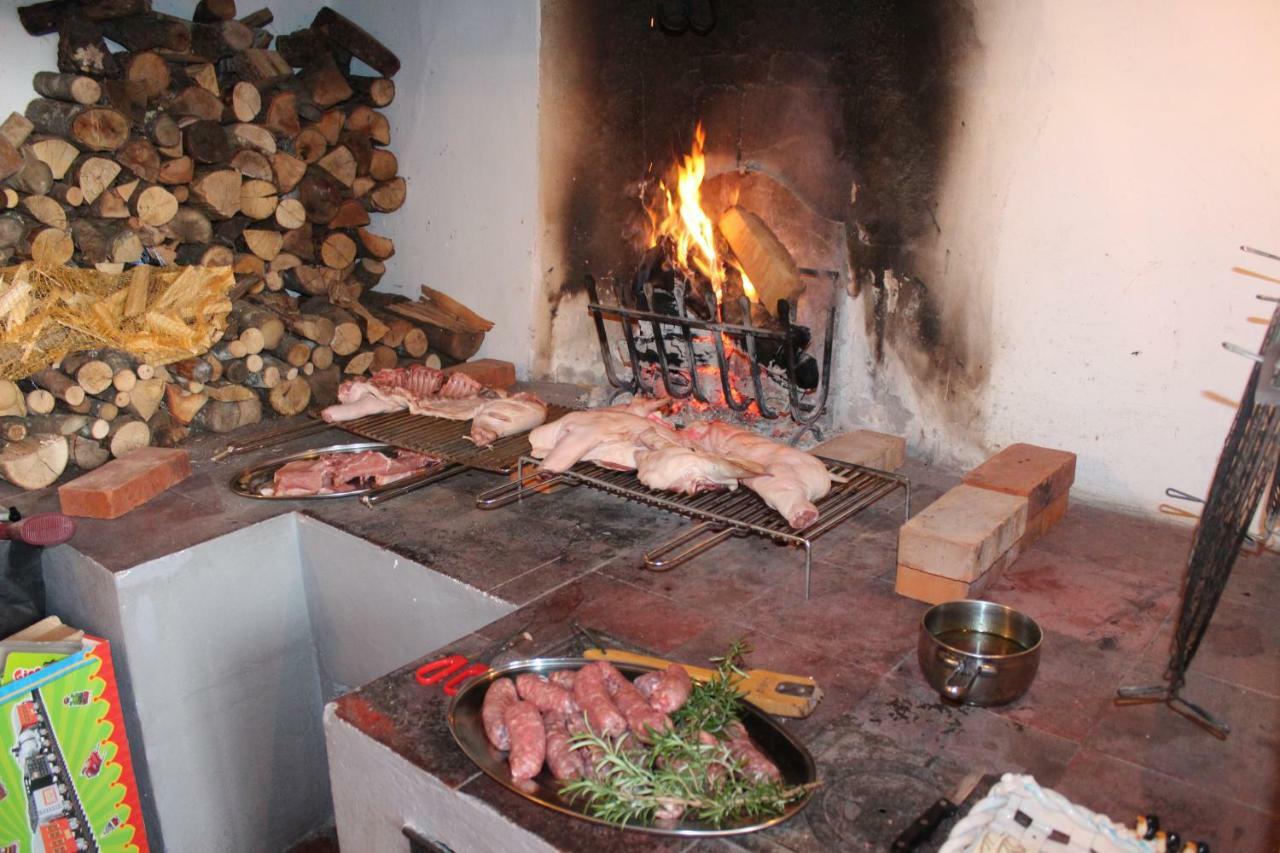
xmin=648 ymin=663 xmax=692 ymax=714
xmin=565 ymin=712 xmax=605 ymax=779
xmin=597 ymin=661 xmax=671 ymax=742
xmin=634 ymin=671 xmax=662 ymax=699
xmin=542 ymin=711 xmax=585 ymax=781
xmin=571 ymin=663 xmax=627 ymax=737
xmin=503 ymin=699 xmax=547 ymax=781
xmin=724 ymin=721 xmax=781 ymax=782
xmin=515 ymin=673 xmax=578 ymax=715
xmin=481 ymin=677 xmax=518 ymax=751
xmin=549 ymin=669 xmax=577 ymax=691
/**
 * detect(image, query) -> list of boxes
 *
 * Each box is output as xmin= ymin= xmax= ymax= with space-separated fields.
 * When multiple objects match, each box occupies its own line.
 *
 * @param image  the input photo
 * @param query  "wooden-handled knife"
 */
xmin=892 ymin=772 xmax=984 ymax=851
xmin=582 ymin=647 xmax=823 ymax=718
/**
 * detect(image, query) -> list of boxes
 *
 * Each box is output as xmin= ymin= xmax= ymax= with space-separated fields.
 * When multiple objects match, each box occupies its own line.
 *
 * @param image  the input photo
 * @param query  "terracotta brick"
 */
xmin=813 ymin=429 xmax=906 ymax=472
xmin=898 ymin=485 xmax=1028 ymax=581
xmin=895 ymin=534 xmax=1026 ymax=605
xmin=442 ymin=358 xmax=515 ymax=389
xmin=963 ymin=442 xmax=1076 ymax=517
xmin=59 ymin=447 xmax=191 ymax=519
xmin=1024 ymin=492 xmax=1069 ymax=545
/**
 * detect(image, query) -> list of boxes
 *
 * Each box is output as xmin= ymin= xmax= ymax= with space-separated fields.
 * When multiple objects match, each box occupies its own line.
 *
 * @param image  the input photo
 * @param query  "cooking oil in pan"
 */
xmin=935 ymin=629 xmax=1026 ymax=656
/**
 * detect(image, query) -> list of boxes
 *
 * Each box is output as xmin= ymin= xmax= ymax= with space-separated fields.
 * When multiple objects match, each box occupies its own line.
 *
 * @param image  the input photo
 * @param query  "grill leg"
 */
xmin=803 ymin=542 xmax=813 ymax=600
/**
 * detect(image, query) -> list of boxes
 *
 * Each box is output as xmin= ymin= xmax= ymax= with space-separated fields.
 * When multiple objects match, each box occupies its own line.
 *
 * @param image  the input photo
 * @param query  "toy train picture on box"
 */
xmin=0 ymin=639 xmax=146 ymax=852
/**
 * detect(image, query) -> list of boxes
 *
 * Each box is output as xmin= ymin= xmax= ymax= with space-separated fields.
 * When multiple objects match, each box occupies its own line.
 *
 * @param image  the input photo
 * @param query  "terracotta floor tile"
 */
xmin=1034 ymin=502 xmax=1192 ymax=583
xmin=986 ymin=548 xmax=1178 ymax=655
xmin=1143 ymin=596 xmax=1280 ymax=699
xmin=1055 ymin=749 xmax=1280 ymax=852
xmin=1087 ymin=666 xmax=1280 ymax=812
xmin=1221 ymin=547 xmax=1280 ymax=611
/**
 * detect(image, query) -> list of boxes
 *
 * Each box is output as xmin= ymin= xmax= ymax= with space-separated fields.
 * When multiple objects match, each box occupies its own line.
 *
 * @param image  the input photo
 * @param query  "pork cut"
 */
xmin=320 ymin=365 xmax=489 ymax=423
xmin=682 ymin=421 xmax=832 ymax=529
xmin=634 ymin=445 xmax=764 ymax=495
xmin=503 ymin=699 xmax=547 ymax=780
xmin=263 ymin=448 xmax=440 ymax=497
xmin=469 ymin=393 xmax=548 ymax=447
xmin=529 ymin=398 xmax=677 ymax=473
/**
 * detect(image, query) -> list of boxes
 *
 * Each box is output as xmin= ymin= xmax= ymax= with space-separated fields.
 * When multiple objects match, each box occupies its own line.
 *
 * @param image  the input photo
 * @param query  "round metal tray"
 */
xmin=447 ymin=657 xmax=817 ymax=837
xmin=230 ymin=441 xmax=443 ymax=500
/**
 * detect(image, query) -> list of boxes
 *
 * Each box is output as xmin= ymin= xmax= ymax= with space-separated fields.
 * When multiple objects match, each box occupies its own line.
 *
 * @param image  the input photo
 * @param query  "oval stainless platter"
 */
xmin=230 ymin=441 xmax=443 ymax=500
xmin=447 ymin=657 xmax=817 ymax=837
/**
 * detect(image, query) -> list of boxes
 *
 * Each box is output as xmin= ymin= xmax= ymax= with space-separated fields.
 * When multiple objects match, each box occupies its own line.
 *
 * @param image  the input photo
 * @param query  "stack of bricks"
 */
xmin=812 ymin=428 xmax=907 ymax=472
xmin=895 ymin=443 xmax=1076 ymax=604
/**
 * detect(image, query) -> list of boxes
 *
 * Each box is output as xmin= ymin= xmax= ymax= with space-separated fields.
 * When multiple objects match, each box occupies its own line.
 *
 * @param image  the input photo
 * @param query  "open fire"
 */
xmin=587 ymin=124 xmax=835 ymax=431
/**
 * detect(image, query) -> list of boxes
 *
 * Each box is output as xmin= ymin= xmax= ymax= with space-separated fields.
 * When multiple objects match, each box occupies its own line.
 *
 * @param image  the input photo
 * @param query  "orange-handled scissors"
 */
xmin=414 ymin=627 xmax=532 ymax=696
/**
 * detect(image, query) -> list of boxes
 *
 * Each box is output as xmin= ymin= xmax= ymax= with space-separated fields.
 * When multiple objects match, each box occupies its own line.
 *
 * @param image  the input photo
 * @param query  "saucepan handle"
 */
xmin=938 ymin=652 xmax=981 ymax=701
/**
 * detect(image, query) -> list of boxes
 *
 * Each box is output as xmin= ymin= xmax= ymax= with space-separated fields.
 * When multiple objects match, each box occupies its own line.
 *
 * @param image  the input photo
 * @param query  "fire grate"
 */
xmin=336 ymin=404 xmax=575 ymax=473
xmin=476 ymin=455 xmax=910 ymax=598
xmin=585 ymin=270 xmax=839 ymax=426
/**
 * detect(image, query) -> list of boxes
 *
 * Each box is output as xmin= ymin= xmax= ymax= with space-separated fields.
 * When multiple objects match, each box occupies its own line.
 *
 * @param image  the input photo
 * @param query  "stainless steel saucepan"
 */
xmin=917 ymin=600 xmax=1042 ymax=706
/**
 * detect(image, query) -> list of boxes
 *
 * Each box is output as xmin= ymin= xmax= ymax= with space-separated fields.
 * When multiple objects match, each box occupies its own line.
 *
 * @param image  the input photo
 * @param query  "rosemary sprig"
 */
xmin=670 ymin=637 xmax=750 ymax=736
xmin=563 ymin=726 xmax=817 ymax=827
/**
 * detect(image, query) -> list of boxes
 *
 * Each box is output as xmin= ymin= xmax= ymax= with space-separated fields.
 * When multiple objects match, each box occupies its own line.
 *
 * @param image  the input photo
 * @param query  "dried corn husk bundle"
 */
xmin=0 ymin=261 xmax=233 ymax=379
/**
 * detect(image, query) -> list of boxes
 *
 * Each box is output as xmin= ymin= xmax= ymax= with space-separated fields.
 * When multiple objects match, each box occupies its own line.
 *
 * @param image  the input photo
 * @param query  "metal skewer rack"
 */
xmin=476 ymin=455 xmax=909 ymax=598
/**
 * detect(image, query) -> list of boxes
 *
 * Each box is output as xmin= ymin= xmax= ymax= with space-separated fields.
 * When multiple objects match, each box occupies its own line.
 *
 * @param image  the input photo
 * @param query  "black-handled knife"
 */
xmin=892 ymin=772 xmax=984 ymax=851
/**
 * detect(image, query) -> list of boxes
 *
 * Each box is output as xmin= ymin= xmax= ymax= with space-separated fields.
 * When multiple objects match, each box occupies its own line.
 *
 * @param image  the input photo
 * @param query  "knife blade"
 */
xmin=891 ymin=771 xmax=984 ymax=851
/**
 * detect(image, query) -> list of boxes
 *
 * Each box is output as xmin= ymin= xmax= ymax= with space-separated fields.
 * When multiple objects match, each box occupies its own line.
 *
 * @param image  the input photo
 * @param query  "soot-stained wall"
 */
xmin=537 ymin=0 xmax=979 ymax=397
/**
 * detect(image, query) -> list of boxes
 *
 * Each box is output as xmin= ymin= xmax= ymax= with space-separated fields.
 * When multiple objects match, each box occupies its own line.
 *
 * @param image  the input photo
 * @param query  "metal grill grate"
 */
xmin=336 ymin=404 xmax=574 ymax=473
xmin=476 ymin=455 xmax=910 ymax=598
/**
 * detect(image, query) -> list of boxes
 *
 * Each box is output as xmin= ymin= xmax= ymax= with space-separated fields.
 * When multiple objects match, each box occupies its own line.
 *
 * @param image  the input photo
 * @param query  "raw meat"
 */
xmin=683 ymin=421 xmax=832 ymax=529
xmin=548 ymin=670 xmax=577 ymax=692
xmin=529 ymin=398 xmax=678 ymax=473
xmin=634 ymin=671 xmax=662 ymax=699
xmin=571 ymin=662 xmax=627 ymax=737
xmin=503 ymin=699 xmax=546 ymax=781
xmin=320 ymin=365 xmax=488 ymax=423
xmin=647 ymin=664 xmax=692 ymax=714
xmin=263 ymin=449 xmax=440 ymax=497
xmin=597 ymin=661 xmax=671 ymax=742
xmin=542 ymin=711 xmax=586 ymax=781
xmin=565 ymin=711 xmax=605 ymax=779
xmin=468 ymin=393 xmax=549 ymax=447
xmin=723 ymin=721 xmax=781 ymax=782
xmin=634 ymin=445 xmax=764 ymax=495
xmin=515 ymin=673 xmax=578 ymax=715
xmin=481 ymin=677 xmax=518 ymax=751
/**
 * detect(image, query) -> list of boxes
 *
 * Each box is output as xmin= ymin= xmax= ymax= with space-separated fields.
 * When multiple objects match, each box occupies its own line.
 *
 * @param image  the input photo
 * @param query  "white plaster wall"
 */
xmin=837 ymin=0 xmax=1280 ymax=513
xmin=0 ymin=0 xmax=541 ymax=374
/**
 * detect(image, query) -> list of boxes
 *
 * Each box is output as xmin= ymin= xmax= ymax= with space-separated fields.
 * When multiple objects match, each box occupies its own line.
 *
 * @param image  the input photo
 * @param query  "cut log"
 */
xmin=134 ymin=185 xmax=178 ymax=226
xmin=187 ymin=62 xmax=220 ymax=96
xmin=126 ymin=376 xmax=164 ymax=420
xmin=0 ymin=434 xmax=67 ymax=489
xmin=73 ymin=218 xmax=143 ymax=264
xmin=0 ymin=114 xmax=34 ymax=150
xmin=0 ymin=212 xmax=33 ymax=251
xmin=0 ymin=139 xmax=20 ymax=185
xmin=158 ymin=155 xmax=195 ymax=185
xmin=342 ymin=350 xmax=373 ymax=376
xmin=238 ymin=326 xmax=265 ymax=354
xmin=401 ymin=326 xmax=428 ymax=358
xmin=68 ymin=434 xmax=110 ymax=470
xmin=272 ymin=332 xmax=312 ymax=367
xmin=368 ymin=177 xmax=406 ymax=213
xmin=72 ymin=359 xmax=113 ymax=395
xmin=174 ymin=242 xmax=232 ymax=266
xmin=286 ymin=313 xmax=334 ymax=345
xmin=127 ymin=51 xmax=171 ymax=100
xmin=267 ymin=376 xmax=310 ymax=415
xmin=0 ymin=189 xmax=18 ymax=210
xmin=190 ymin=18 xmax=254 ymax=60
xmin=99 ymin=13 xmax=192 ymax=53
xmin=25 ymin=100 xmax=129 ymax=152
xmin=229 ymin=83 xmax=262 ymax=125
xmin=328 ymin=199 xmax=369 ymax=229
xmin=0 ymin=380 xmax=25 ymax=417
xmin=309 ymin=344 xmax=333 ymax=369
xmin=319 ymin=231 xmax=356 ymax=269
xmin=192 ymin=395 xmax=261 ymax=433
xmin=190 ymin=169 xmax=241 ymax=219
xmin=32 ymin=72 xmax=101 ymax=105
xmin=185 ymin=119 xmax=233 ymax=164
xmin=194 ymin=0 xmax=236 ymax=22
xmin=47 ymin=182 xmax=82 ymax=206
xmin=243 ymin=228 xmax=282 ymax=261
xmin=20 ymin=0 xmax=150 ymax=35
xmin=170 ymin=86 xmax=225 ymax=122
xmin=316 ymin=144 xmax=355 ymax=187
xmin=57 ymin=18 xmax=120 ymax=78
xmin=163 ymin=384 xmax=208 ymax=425
xmin=230 ymin=149 xmax=272 ymax=181
xmin=28 ymin=137 xmax=78 ymax=182
xmin=298 ymin=168 xmax=342 ymax=223
xmin=239 ymin=179 xmax=277 ymax=219
xmin=346 ymin=106 xmax=390 ymax=145
xmin=357 ymin=227 xmax=394 ymax=260
xmin=311 ymin=7 xmax=400 ymax=77
xmin=293 ymin=127 xmax=327 ymax=164
xmin=717 ymin=206 xmax=804 ymax=314
xmin=305 ymin=364 xmax=340 ymax=406
xmin=262 ymin=90 xmax=300 ymax=137
xmin=303 ymin=54 xmax=353 ymax=108
xmin=76 ymin=156 xmax=120 ymax=203
xmin=5 ymin=149 xmax=54 ymax=195
xmin=21 ymin=195 xmax=67 ymax=231
xmin=353 ymin=257 xmax=384 ymax=290
xmin=30 ymin=227 xmax=73 ymax=265
xmin=116 ymin=138 xmax=160 ymax=182
xmin=271 ymin=151 xmax=306 ymax=193
xmin=164 ymin=206 xmax=214 ymax=243
xmin=230 ymin=48 xmax=292 ymax=88
xmin=280 ymin=224 xmax=313 ymax=260
xmin=147 ymin=112 xmax=181 ymax=149
xmin=231 ymin=123 xmax=276 ymax=155
xmin=106 ymin=417 xmax=150 ymax=457
xmin=274 ymin=198 xmax=306 ymax=231
xmin=349 ymin=76 xmax=395 ymax=107
xmin=276 ymin=28 xmax=333 ymax=68
xmin=239 ymin=8 xmax=271 ymax=27
xmin=313 ymin=109 xmax=344 ymax=146
xmin=25 ymin=389 xmax=55 ymax=414
xmin=370 ymin=345 xmax=397 ymax=372
xmin=29 ymin=368 xmax=84 ymax=405
xmin=368 ymin=148 xmax=398 ymax=182
xmin=286 ymin=265 xmax=339 ymax=296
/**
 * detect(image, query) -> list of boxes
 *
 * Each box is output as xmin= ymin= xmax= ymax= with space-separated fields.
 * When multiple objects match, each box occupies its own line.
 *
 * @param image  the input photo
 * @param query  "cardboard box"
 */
xmin=0 ymin=637 xmax=149 ymax=851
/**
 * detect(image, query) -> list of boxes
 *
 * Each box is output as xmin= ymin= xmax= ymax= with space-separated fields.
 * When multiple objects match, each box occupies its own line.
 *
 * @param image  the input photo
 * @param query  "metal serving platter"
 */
xmin=447 ymin=657 xmax=817 ymax=837
xmin=230 ymin=441 xmax=449 ymax=500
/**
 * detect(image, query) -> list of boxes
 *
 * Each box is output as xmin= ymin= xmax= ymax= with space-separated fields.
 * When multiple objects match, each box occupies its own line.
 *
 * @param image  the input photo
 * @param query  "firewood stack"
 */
xmin=0 ymin=1 xmax=478 ymax=490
